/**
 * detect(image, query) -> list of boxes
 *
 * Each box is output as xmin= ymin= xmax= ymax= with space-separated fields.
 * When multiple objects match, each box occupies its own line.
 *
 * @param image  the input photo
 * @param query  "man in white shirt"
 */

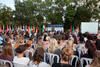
xmin=13 ymin=45 xmax=30 ymax=66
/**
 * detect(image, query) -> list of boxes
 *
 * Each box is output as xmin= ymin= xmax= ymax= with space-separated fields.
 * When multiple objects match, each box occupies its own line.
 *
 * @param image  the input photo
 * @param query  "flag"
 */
xmin=72 ymin=26 xmax=74 ymax=34
xmin=17 ymin=25 xmax=19 ymax=31
xmin=9 ymin=25 xmax=11 ymax=31
xmin=33 ymin=25 xmax=35 ymax=33
xmin=0 ymin=25 xmax=1 ymax=32
xmin=22 ymin=25 xmax=25 ymax=31
xmin=28 ymin=26 xmax=30 ymax=32
xmin=31 ymin=25 xmax=33 ymax=33
xmin=19 ymin=25 xmax=22 ymax=30
xmin=12 ymin=26 xmax=14 ymax=31
xmin=77 ymin=25 xmax=80 ymax=33
xmin=6 ymin=25 xmax=8 ymax=32
xmin=42 ymin=24 xmax=46 ymax=32
xmin=36 ymin=27 xmax=38 ymax=33
xmin=70 ymin=25 xmax=72 ymax=33
xmin=3 ymin=25 xmax=5 ymax=32
xmin=24 ymin=25 xmax=27 ymax=31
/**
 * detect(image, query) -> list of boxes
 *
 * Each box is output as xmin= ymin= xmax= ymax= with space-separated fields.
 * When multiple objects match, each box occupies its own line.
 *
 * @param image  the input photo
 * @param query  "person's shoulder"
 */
xmin=13 ymin=56 xmax=17 ymax=59
xmin=21 ymin=57 xmax=29 ymax=60
xmin=40 ymin=62 xmax=48 ymax=65
xmin=52 ymin=63 xmax=73 ymax=67
xmin=52 ymin=63 xmax=63 ymax=67
xmin=85 ymin=65 xmax=90 ymax=67
xmin=65 ymin=64 xmax=73 ymax=67
xmin=14 ymin=56 xmax=29 ymax=60
xmin=39 ymin=62 xmax=50 ymax=67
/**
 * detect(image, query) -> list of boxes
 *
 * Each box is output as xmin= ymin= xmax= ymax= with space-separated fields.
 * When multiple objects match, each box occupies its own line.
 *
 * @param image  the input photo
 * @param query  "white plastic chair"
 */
xmin=80 ymin=58 xmax=93 ymax=67
xmin=32 ymin=43 xmax=37 ymax=50
xmin=69 ymin=55 xmax=79 ymax=67
xmin=46 ymin=53 xmax=60 ymax=66
xmin=13 ymin=63 xmax=29 ymax=67
xmin=0 ymin=59 xmax=13 ymax=67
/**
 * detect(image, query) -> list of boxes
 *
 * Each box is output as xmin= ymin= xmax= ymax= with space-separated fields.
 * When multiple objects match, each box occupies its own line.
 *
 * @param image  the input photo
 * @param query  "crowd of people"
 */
xmin=0 ymin=30 xmax=100 ymax=67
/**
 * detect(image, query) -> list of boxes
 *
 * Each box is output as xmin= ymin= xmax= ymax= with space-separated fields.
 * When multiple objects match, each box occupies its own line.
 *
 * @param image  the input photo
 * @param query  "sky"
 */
xmin=0 ymin=0 xmax=46 ymax=10
xmin=0 ymin=0 xmax=15 ymax=10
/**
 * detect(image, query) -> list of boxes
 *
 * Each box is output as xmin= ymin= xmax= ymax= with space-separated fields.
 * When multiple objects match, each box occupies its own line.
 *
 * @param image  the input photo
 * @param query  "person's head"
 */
xmin=48 ymin=38 xmax=58 ymax=53
xmin=38 ymin=36 xmax=42 ymax=41
xmin=26 ymin=40 xmax=32 ymax=48
xmin=90 ymin=50 xmax=100 ymax=67
xmin=67 ymin=40 xmax=73 ymax=47
xmin=97 ymin=34 xmax=100 ymax=40
xmin=85 ymin=40 xmax=96 ymax=51
xmin=9 ymin=34 xmax=13 ymax=39
xmin=15 ymin=45 xmax=26 ymax=54
xmin=32 ymin=47 xmax=45 ymax=64
xmin=29 ymin=36 xmax=34 ymax=42
xmin=60 ymin=47 xmax=73 ymax=62
xmin=16 ymin=34 xmax=19 ymax=39
xmin=3 ymin=44 xmax=13 ymax=57
xmin=69 ymin=37 xmax=74 ymax=42
xmin=79 ymin=36 xmax=85 ymax=43
xmin=5 ymin=38 xmax=11 ymax=43
xmin=37 ymin=41 xmax=44 ymax=50
xmin=18 ymin=37 xmax=24 ymax=43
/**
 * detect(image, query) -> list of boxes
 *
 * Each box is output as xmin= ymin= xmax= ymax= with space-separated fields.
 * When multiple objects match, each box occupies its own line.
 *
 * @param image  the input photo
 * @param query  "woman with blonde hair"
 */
xmin=14 ymin=37 xmax=24 ymax=48
xmin=67 ymin=37 xmax=76 ymax=51
xmin=48 ymin=38 xmax=58 ymax=53
xmin=52 ymin=47 xmax=73 ymax=67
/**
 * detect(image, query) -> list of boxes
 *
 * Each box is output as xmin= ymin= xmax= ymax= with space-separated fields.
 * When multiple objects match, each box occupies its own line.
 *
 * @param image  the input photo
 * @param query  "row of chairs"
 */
xmin=0 ymin=54 xmax=93 ymax=67
xmin=0 ymin=59 xmax=29 ymax=67
xmin=44 ymin=53 xmax=93 ymax=67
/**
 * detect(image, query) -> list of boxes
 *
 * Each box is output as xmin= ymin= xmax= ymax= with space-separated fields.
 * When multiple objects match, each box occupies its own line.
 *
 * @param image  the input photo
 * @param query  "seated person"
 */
xmin=0 ymin=44 xmax=13 ymax=61
xmin=13 ymin=45 xmax=30 ymax=66
xmin=52 ymin=47 xmax=73 ymax=67
xmin=86 ymin=50 xmax=100 ymax=67
xmin=29 ymin=47 xmax=50 ymax=67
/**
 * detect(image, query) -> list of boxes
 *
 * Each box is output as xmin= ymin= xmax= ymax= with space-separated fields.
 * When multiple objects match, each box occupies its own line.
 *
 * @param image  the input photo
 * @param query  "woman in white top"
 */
xmin=29 ymin=47 xmax=50 ymax=67
xmin=13 ymin=45 xmax=30 ymax=66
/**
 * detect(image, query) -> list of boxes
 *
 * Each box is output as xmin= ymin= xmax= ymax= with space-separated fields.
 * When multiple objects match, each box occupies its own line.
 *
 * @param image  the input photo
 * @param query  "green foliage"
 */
xmin=65 ymin=5 xmax=76 ymax=29
xmin=0 ymin=0 xmax=99 ymax=30
xmin=0 ymin=6 xmax=13 ymax=25
xmin=74 ymin=6 xmax=92 ymax=25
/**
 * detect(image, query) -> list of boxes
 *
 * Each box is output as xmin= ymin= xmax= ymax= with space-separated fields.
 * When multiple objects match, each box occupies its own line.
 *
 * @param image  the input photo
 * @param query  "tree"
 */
xmin=64 ymin=5 xmax=76 ymax=29
xmin=0 ymin=6 xmax=13 ymax=25
xmin=74 ymin=5 xmax=92 ymax=25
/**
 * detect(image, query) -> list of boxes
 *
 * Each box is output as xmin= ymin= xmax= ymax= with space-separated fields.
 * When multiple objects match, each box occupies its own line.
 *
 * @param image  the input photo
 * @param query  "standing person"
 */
xmin=52 ymin=47 xmax=73 ymax=67
xmin=13 ymin=45 xmax=30 ymax=66
xmin=95 ymin=34 xmax=100 ymax=50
